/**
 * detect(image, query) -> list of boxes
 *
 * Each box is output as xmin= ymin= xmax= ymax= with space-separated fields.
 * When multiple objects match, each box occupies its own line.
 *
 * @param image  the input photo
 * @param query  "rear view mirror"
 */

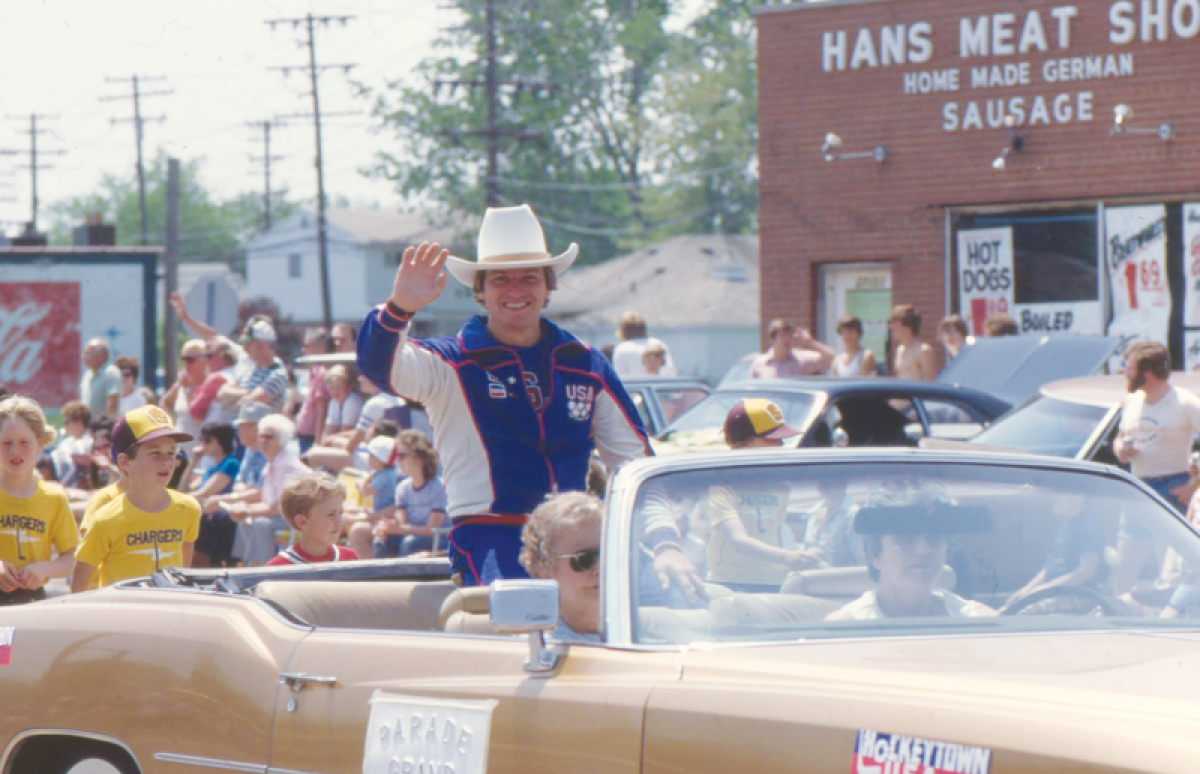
xmin=489 ymin=580 xmax=562 ymax=673
xmin=489 ymin=579 xmax=558 ymax=633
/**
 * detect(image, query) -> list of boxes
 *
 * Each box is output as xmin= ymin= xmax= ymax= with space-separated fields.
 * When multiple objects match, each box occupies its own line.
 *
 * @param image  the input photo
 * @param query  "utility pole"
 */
xmin=438 ymin=0 xmax=552 ymax=207
xmin=267 ymin=12 xmax=355 ymax=334
xmin=247 ymin=119 xmax=286 ymax=230
xmin=164 ymin=158 xmax=181 ymax=387
xmin=102 ymin=75 xmax=172 ymax=246
xmin=2 ymin=114 xmax=66 ymax=232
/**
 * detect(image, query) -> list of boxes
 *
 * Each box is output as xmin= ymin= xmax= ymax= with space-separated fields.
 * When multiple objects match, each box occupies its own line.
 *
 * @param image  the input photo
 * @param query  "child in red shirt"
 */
xmin=266 ymin=472 xmax=359 ymax=566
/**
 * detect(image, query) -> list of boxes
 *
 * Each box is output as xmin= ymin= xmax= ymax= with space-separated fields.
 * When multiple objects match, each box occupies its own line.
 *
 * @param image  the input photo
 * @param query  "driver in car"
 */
xmin=827 ymin=480 xmax=996 ymax=620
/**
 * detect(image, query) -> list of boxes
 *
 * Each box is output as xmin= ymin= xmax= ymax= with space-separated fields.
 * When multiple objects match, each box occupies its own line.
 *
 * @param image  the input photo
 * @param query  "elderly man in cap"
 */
xmin=80 ymin=338 xmax=122 ymax=419
xmin=169 ymin=293 xmax=287 ymax=413
xmin=357 ymin=204 xmax=655 ymax=586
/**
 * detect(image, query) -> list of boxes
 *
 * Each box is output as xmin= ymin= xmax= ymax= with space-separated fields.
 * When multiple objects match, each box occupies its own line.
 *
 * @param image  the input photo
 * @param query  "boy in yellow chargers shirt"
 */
xmin=71 ymin=406 xmax=201 ymax=591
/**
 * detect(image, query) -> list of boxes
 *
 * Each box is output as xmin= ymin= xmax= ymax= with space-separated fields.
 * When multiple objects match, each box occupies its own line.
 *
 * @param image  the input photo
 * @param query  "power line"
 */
xmin=267 ymin=11 xmax=357 ymax=332
xmin=487 ymin=161 xmax=753 ymax=192
xmin=1 ymin=114 xmax=67 ymax=231
xmin=436 ymin=0 xmax=553 ymax=207
xmin=101 ymin=75 xmax=173 ymax=246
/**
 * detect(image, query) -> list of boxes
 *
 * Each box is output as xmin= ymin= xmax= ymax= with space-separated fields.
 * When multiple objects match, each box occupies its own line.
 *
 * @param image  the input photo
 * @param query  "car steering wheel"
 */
xmin=1001 ymin=584 xmax=1131 ymax=617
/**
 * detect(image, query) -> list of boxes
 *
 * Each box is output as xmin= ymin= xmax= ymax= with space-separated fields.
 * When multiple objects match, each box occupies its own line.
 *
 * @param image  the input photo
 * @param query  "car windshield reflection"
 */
xmin=629 ymin=460 xmax=1200 ymax=644
xmin=971 ymin=396 xmax=1108 ymax=458
xmin=659 ymin=391 xmax=816 ymax=445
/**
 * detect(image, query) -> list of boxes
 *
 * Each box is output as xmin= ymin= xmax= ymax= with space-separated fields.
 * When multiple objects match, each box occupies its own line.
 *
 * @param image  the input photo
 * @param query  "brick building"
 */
xmin=758 ymin=0 xmax=1200 ymax=367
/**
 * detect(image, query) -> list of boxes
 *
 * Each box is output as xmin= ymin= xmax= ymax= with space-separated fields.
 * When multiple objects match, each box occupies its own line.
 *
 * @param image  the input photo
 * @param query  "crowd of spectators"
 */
xmin=0 ymin=292 xmax=447 ymax=604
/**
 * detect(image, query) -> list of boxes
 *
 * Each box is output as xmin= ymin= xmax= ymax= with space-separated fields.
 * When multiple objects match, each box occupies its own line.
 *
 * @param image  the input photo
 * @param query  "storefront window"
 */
xmin=950 ymin=207 xmax=1101 ymax=336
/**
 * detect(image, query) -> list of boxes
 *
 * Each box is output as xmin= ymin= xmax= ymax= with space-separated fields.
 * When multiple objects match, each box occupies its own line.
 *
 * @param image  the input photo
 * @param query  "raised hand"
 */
xmin=169 ymin=291 xmax=188 ymax=319
xmin=390 ymin=242 xmax=449 ymax=313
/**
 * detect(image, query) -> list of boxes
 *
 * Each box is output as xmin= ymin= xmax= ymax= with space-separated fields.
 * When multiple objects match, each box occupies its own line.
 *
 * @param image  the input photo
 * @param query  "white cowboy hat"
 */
xmin=444 ymin=204 xmax=579 ymax=286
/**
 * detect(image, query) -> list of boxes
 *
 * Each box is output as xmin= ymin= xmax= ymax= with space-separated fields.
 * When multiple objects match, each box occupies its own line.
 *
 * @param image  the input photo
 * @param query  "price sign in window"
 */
xmin=1106 ymin=205 xmax=1169 ymax=346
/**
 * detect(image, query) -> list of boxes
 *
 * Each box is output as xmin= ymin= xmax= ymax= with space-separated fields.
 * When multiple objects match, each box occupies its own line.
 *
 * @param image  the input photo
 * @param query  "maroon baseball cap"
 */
xmin=111 ymin=405 xmax=194 ymax=460
xmin=723 ymin=398 xmax=800 ymax=447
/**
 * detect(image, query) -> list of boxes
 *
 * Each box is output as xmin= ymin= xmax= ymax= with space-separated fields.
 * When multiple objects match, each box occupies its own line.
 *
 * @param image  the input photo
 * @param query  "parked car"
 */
xmin=620 ymin=376 xmax=711 ymax=436
xmin=936 ymin=373 xmax=1200 ymax=463
xmin=657 ymin=378 xmax=1010 ymax=451
xmin=3 ymin=449 xmax=1200 ymax=773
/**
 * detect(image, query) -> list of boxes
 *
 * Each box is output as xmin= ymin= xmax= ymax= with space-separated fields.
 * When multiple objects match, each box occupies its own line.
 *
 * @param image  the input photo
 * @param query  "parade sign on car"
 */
xmin=363 ymin=692 xmax=497 ymax=774
xmin=853 ymin=729 xmax=992 ymax=774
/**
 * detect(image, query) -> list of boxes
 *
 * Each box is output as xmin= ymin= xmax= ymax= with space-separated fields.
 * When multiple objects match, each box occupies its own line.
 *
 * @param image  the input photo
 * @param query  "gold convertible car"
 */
xmin=3 ymin=449 xmax=1200 ymax=774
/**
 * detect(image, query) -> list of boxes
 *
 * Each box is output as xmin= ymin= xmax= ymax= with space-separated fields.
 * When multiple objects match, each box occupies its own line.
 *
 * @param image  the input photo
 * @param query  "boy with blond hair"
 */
xmin=71 ymin=406 xmax=201 ymax=591
xmin=266 ymin=472 xmax=360 ymax=566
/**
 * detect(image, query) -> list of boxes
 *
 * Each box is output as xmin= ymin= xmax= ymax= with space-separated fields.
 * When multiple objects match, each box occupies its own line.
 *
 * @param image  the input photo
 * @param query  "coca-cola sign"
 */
xmin=0 ymin=283 xmax=81 ymax=407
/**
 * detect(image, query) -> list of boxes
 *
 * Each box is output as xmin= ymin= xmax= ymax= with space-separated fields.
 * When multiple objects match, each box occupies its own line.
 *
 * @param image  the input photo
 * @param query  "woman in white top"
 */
xmin=831 ymin=315 xmax=877 ymax=378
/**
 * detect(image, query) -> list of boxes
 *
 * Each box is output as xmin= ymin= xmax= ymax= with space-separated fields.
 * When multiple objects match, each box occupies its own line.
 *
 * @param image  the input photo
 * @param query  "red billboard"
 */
xmin=0 ymin=282 xmax=82 ymax=407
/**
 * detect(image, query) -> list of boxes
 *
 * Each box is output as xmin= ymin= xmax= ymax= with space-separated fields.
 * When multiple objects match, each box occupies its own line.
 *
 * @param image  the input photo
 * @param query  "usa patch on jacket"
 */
xmin=566 ymin=384 xmax=596 ymax=421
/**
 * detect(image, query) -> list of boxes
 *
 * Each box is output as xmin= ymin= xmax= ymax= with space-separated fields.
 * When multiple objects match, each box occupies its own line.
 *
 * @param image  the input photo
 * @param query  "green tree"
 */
xmin=47 ymin=153 xmax=299 ymax=264
xmin=364 ymin=0 xmax=760 ymax=261
xmin=648 ymin=0 xmax=759 ymax=237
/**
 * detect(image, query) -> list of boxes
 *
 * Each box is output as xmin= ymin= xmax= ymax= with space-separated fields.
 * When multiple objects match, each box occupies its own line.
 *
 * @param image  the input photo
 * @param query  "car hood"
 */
xmin=679 ymin=629 xmax=1200 ymax=715
xmin=937 ymin=335 xmax=1122 ymax=406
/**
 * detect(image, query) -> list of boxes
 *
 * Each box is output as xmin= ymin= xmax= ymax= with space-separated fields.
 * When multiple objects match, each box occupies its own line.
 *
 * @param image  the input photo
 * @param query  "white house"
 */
xmin=548 ymin=235 xmax=761 ymax=383
xmin=244 ymin=208 xmax=473 ymax=335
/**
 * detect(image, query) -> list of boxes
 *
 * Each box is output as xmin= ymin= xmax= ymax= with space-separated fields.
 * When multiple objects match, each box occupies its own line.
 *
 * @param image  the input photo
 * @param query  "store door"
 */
xmin=820 ymin=264 xmax=892 ymax=372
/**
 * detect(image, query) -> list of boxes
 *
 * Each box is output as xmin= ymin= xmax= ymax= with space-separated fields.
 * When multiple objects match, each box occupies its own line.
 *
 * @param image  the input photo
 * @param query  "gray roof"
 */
xmin=549 ymin=234 xmax=759 ymax=326
xmin=324 ymin=208 xmax=470 ymax=249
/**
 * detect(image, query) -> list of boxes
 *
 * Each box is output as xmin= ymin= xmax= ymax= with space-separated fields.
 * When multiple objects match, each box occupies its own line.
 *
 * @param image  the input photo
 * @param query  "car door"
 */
xmin=268 ymin=628 xmax=681 ymax=774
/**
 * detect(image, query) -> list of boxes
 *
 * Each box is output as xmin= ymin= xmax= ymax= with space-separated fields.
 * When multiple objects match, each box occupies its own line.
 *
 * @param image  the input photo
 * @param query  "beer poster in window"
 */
xmin=1106 ymin=205 xmax=1170 ymax=345
xmin=1184 ymin=203 xmax=1200 ymax=328
xmin=956 ymin=227 xmax=1013 ymax=336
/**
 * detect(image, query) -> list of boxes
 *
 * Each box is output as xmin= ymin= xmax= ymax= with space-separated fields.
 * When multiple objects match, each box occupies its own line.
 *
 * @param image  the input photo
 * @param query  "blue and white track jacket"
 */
xmin=357 ymin=306 xmax=651 ymax=521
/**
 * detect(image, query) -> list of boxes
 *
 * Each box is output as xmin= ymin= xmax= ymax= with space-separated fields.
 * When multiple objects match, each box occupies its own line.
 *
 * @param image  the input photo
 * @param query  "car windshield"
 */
xmin=659 ymin=390 xmax=817 ymax=445
xmin=971 ymin=395 xmax=1109 ymax=458
xmin=627 ymin=459 xmax=1200 ymax=644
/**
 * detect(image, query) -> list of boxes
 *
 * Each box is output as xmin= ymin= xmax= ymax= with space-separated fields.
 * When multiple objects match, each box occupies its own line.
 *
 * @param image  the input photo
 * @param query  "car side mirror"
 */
xmin=489 ymin=579 xmax=562 ymax=673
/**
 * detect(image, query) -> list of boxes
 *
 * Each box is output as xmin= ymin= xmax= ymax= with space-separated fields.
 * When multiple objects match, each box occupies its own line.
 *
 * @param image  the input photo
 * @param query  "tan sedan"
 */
xmin=2 ymin=449 xmax=1199 ymax=774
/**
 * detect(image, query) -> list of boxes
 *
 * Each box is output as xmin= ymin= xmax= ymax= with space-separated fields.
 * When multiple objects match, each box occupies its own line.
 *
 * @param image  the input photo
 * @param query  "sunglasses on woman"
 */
xmin=556 ymin=547 xmax=600 ymax=573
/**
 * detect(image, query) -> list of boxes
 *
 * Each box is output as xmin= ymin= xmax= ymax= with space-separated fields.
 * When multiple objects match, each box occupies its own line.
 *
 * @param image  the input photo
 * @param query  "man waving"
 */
xmin=356 ymin=205 xmax=652 ymax=585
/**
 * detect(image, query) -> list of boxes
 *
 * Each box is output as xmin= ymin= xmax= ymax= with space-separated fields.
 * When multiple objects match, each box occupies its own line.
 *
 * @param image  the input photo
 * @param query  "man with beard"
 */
xmin=1112 ymin=341 xmax=1200 ymax=593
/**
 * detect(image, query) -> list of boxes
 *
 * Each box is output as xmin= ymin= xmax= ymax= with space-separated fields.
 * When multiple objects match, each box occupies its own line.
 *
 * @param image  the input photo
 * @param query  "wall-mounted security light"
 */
xmin=821 ymin=133 xmax=887 ymax=163
xmin=992 ymin=115 xmax=1026 ymax=172
xmin=1111 ymin=104 xmax=1175 ymax=141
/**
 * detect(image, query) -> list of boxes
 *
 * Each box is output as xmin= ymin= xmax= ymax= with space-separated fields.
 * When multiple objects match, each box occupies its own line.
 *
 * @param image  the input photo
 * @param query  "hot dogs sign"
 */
xmin=956 ymin=228 xmax=1013 ymax=336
